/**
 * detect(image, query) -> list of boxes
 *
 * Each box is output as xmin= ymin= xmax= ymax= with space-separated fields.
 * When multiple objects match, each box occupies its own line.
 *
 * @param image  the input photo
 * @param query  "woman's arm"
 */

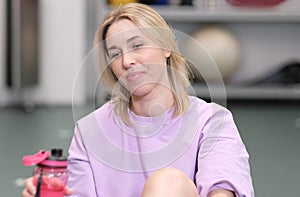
xmin=67 ymin=124 xmax=98 ymax=197
xmin=195 ymin=103 xmax=254 ymax=197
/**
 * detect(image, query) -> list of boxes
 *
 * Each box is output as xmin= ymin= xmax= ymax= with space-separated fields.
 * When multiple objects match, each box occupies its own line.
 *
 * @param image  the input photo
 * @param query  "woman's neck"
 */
xmin=130 ymin=87 xmax=174 ymax=117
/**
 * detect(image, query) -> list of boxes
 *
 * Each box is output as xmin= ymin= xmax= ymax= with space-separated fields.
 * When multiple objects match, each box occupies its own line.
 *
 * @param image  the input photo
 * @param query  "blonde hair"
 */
xmin=94 ymin=3 xmax=192 ymax=125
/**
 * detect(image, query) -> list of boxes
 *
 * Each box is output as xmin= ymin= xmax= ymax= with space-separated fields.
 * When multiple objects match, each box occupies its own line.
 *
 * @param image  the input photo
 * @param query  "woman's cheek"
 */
xmin=110 ymin=64 xmax=122 ymax=79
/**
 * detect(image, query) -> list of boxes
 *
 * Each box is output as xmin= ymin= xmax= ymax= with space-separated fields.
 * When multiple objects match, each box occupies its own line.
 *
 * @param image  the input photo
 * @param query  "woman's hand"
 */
xmin=22 ymin=177 xmax=72 ymax=197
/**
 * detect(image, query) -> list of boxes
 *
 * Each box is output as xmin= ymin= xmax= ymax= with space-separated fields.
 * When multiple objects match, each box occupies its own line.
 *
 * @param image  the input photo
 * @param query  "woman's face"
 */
xmin=105 ymin=19 xmax=170 ymax=97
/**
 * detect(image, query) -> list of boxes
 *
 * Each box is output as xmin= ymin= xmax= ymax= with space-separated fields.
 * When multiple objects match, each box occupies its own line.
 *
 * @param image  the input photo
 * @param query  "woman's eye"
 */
xmin=109 ymin=51 xmax=122 ymax=59
xmin=132 ymin=43 xmax=143 ymax=49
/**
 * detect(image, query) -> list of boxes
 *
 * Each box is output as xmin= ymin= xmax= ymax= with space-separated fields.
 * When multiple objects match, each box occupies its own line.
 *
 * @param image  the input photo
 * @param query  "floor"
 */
xmin=0 ymin=101 xmax=299 ymax=196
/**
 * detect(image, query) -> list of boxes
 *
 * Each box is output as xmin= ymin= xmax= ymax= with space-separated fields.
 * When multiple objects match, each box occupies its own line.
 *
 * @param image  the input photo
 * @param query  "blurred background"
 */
xmin=0 ymin=0 xmax=300 ymax=196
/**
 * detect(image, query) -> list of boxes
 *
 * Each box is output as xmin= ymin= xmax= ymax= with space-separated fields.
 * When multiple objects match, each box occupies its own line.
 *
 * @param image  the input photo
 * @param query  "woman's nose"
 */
xmin=122 ymin=51 xmax=136 ymax=69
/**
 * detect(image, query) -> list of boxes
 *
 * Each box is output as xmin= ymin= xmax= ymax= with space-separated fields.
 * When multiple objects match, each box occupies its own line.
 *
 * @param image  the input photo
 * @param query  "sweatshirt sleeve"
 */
xmin=67 ymin=124 xmax=98 ymax=197
xmin=195 ymin=103 xmax=254 ymax=197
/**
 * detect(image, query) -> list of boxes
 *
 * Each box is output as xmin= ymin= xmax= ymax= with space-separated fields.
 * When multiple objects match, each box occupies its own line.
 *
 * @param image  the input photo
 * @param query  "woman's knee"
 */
xmin=148 ymin=167 xmax=187 ymax=185
xmin=141 ymin=167 xmax=198 ymax=196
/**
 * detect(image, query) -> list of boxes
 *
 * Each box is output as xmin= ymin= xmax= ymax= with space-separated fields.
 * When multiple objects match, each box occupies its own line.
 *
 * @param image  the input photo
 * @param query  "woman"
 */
xmin=23 ymin=3 xmax=254 ymax=197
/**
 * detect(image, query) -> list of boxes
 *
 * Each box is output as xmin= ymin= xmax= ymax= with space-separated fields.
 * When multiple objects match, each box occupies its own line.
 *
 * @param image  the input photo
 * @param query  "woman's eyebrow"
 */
xmin=108 ymin=45 xmax=118 ymax=52
xmin=127 ymin=35 xmax=142 ymax=43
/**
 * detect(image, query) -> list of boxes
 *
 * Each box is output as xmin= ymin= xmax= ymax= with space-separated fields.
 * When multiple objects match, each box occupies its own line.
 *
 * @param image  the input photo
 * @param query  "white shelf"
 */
xmin=191 ymin=84 xmax=300 ymax=100
xmin=153 ymin=5 xmax=300 ymax=22
xmin=104 ymin=1 xmax=300 ymax=22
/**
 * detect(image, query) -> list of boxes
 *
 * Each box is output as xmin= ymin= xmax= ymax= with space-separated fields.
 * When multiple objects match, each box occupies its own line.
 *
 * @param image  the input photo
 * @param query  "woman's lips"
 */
xmin=127 ymin=71 xmax=145 ymax=81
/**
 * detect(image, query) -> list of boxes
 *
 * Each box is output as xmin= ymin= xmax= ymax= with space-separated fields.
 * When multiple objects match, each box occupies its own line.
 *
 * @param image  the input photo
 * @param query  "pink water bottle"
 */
xmin=23 ymin=148 xmax=68 ymax=197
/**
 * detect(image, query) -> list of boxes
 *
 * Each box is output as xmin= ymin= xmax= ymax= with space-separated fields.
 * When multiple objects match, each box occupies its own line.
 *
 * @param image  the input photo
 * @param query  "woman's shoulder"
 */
xmin=77 ymin=101 xmax=115 ymax=124
xmin=188 ymin=96 xmax=231 ymax=116
xmin=95 ymin=100 xmax=114 ymax=114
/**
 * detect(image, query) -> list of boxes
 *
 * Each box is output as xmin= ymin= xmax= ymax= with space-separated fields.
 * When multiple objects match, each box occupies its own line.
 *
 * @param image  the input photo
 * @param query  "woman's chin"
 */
xmin=130 ymin=84 xmax=154 ymax=97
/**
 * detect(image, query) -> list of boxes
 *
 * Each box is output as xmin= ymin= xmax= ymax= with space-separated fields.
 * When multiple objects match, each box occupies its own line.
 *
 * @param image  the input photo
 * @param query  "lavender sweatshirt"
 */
xmin=67 ymin=96 xmax=254 ymax=197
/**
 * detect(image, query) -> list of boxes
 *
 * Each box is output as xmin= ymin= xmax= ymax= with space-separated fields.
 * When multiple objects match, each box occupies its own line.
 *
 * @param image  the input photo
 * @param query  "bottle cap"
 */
xmin=40 ymin=148 xmax=68 ymax=167
xmin=23 ymin=149 xmax=68 ymax=167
